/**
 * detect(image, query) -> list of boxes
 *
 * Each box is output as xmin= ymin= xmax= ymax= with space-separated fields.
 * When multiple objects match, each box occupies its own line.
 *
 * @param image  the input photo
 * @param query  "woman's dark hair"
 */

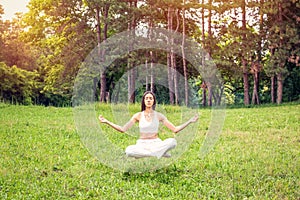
xmin=141 ymin=91 xmax=156 ymax=111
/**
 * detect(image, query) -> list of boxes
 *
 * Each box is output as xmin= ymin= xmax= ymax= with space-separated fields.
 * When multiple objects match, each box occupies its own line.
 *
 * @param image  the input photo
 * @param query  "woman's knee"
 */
xmin=125 ymin=145 xmax=135 ymax=156
xmin=165 ymin=138 xmax=177 ymax=148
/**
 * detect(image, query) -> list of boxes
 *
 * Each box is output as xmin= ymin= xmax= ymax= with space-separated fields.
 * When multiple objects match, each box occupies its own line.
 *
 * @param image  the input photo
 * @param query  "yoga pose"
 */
xmin=98 ymin=91 xmax=199 ymax=159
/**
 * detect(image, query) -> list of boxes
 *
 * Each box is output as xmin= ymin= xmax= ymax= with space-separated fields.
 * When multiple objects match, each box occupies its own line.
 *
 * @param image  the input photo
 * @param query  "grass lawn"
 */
xmin=0 ymin=103 xmax=299 ymax=199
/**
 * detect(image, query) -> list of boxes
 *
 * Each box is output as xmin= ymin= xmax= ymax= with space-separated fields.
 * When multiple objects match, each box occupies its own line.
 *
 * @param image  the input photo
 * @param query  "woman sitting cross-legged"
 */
xmin=98 ymin=91 xmax=199 ymax=159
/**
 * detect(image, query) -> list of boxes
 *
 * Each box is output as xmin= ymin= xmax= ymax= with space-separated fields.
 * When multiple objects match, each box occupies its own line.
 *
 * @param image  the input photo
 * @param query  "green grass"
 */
xmin=0 ymin=103 xmax=299 ymax=199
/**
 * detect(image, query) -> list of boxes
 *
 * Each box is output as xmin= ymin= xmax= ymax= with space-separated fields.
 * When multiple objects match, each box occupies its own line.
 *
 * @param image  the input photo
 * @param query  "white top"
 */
xmin=139 ymin=111 xmax=159 ymax=135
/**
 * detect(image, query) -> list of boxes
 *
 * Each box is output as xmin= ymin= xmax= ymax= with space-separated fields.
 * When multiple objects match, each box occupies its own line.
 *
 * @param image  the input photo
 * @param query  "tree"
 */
xmin=22 ymin=0 xmax=96 ymax=105
xmin=1 ymin=0 xmax=298 ymax=106
xmin=0 ymin=62 xmax=38 ymax=104
xmin=1 ymin=15 xmax=38 ymax=71
xmin=250 ymin=0 xmax=265 ymax=105
xmin=264 ymin=0 xmax=300 ymax=104
xmin=84 ymin=0 xmax=112 ymax=103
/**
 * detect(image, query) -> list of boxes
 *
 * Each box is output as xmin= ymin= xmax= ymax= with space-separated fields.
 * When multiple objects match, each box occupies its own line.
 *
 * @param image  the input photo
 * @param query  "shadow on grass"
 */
xmin=122 ymin=164 xmax=184 ymax=183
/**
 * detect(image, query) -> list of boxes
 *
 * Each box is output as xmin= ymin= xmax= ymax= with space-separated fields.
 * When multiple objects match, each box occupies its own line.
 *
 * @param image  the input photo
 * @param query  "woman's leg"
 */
xmin=125 ymin=138 xmax=177 ymax=159
xmin=152 ymin=138 xmax=177 ymax=158
xmin=125 ymin=144 xmax=152 ymax=158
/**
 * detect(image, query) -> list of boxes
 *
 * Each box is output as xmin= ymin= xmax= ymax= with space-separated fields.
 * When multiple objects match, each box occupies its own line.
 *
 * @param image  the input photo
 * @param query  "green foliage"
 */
xmin=0 ymin=62 xmax=38 ymax=105
xmin=264 ymin=0 xmax=300 ymax=77
xmin=0 ymin=0 xmax=299 ymax=106
xmin=283 ymin=63 xmax=300 ymax=102
xmin=0 ymin=104 xmax=299 ymax=199
xmin=20 ymin=0 xmax=97 ymax=105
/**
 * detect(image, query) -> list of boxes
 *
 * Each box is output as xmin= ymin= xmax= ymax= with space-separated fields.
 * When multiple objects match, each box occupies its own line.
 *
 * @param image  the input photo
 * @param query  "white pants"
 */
xmin=125 ymin=138 xmax=177 ymax=159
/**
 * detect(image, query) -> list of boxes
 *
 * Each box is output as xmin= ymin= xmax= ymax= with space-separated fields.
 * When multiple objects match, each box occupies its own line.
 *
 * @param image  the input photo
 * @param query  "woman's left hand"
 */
xmin=190 ymin=114 xmax=199 ymax=123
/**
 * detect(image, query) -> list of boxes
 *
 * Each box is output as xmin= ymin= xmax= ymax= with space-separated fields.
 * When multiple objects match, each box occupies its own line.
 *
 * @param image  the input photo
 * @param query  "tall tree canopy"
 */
xmin=0 ymin=0 xmax=299 ymax=106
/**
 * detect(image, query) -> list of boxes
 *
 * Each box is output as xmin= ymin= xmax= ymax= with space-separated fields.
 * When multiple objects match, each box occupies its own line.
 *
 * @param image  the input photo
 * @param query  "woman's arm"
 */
xmin=160 ymin=113 xmax=199 ymax=134
xmin=98 ymin=113 xmax=139 ymax=133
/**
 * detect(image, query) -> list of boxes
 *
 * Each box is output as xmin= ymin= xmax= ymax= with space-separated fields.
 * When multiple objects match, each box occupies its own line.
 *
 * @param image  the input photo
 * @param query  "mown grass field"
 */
xmin=0 ymin=103 xmax=299 ymax=199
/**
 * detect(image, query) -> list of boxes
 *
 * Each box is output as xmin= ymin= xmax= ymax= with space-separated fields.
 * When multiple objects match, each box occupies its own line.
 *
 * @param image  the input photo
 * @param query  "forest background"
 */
xmin=0 ymin=0 xmax=299 ymax=107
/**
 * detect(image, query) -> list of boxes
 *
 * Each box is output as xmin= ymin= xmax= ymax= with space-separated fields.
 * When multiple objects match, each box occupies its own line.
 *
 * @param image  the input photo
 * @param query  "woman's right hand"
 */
xmin=98 ymin=115 xmax=108 ymax=123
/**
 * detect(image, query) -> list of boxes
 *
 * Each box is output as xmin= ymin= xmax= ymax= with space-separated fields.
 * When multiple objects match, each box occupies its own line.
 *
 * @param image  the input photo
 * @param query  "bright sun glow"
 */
xmin=1 ymin=0 xmax=30 ymax=20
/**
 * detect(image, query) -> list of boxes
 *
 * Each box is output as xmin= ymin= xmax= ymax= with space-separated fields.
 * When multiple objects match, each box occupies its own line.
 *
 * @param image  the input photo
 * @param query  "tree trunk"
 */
xmin=147 ymin=9 xmax=155 ymax=93
xmin=150 ymin=53 xmax=155 ymax=93
xmin=251 ymin=70 xmax=260 ymax=104
xmin=251 ymin=61 xmax=260 ymax=105
xmin=173 ymin=9 xmax=180 ymax=105
xmin=202 ymin=82 xmax=207 ymax=107
xmin=103 ymin=4 xmax=109 ymax=41
xmin=182 ymin=0 xmax=188 ymax=106
xmin=127 ymin=0 xmax=136 ymax=103
xmin=145 ymin=59 xmax=149 ymax=91
xmin=93 ymin=77 xmax=98 ymax=101
xmin=276 ymin=1 xmax=284 ymax=105
xmin=96 ymin=6 xmax=101 ymax=53
xmin=243 ymin=59 xmax=250 ymax=105
xmin=207 ymin=0 xmax=213 ymax=107
xmin=201 ymin=0 xmax=206 ymax=107
xmin=100 ymin=72 xmax=106 ymax=102
xmin=172 ymin=52 xmax=178 ymax=105
xmin=95 ymin=6 xmax=106 ymax=103
xmin=129 ymin=67 xmax=136 ymax=103
xmin=276 ymin=73 xmax=283 ymax=104
xmin=271 ymin=75 xmax=275 ymax=103
xmin=167 ymin=7 xmax=174 ymax=104
xmin=242 ymin=0 xmax=249 ymax=105
xmin=167 ymin=52 xmax=174 ymax=104
xmin=207 ymin=83 xmax=213 ymax=107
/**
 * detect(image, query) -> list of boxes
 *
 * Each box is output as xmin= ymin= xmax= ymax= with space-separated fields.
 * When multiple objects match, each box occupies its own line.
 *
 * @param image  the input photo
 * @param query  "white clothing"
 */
xmin=125 ymin=138 xmax=177 ymax=159
xmin=139 ymin=111 xmax=159 ymax=137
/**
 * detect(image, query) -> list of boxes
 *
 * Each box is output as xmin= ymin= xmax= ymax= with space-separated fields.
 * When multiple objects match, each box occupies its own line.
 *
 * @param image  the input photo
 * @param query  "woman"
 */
xmin=98 ymin=91 xmax=199 ymax=159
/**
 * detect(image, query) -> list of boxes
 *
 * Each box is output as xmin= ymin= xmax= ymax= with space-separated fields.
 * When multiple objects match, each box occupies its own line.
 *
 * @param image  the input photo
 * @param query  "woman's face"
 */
xmin=144 ymin=93 xmax=154 ymax=108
